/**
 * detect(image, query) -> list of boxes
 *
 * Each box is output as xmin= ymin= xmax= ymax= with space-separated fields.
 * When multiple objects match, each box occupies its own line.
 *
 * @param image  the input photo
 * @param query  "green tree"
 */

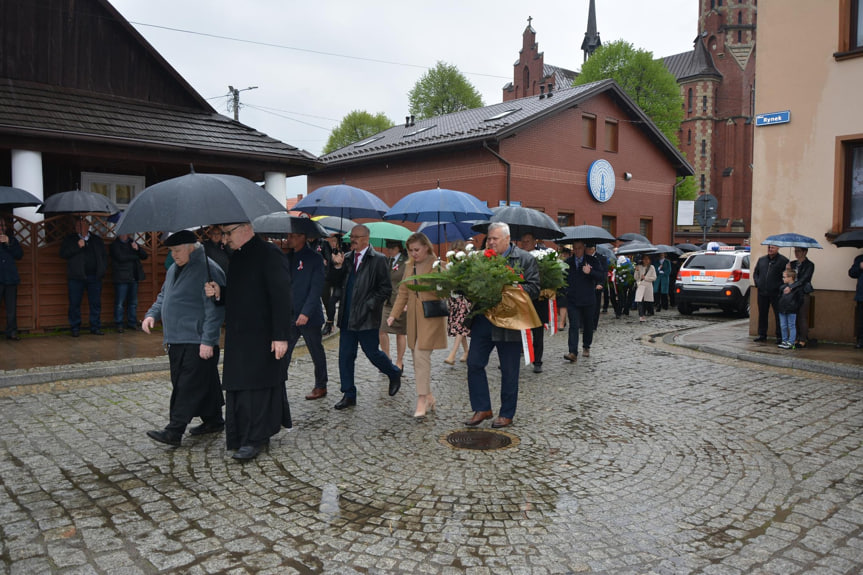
xmin=323 ymin=110 xmax=394 ymax=155
xmin=575 ymin=40 xmax=683 ymax=146
xmin=408 ymin=61 xmax=484 ymax=119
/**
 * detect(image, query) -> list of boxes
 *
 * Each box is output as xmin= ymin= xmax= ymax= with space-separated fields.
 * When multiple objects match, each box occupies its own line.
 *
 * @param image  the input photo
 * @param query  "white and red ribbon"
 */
xmin=521 ymin=329 xmax=535 ymax=365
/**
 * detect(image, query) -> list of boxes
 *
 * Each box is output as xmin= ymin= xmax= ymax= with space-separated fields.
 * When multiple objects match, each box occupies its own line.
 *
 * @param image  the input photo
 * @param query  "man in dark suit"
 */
xmin=283 ymin=231 xmax=329 ymax=400
xmin=205 ymin=222 xmax=293 ymax=461
xmin=60 ymin=216 xmax=107 ymax=336
xmin=329 ymin=224 xmax=402 ymax=410
xmin=564 ymin=240 xmax=605 ymax=362
xmin=753 ymin=244 xmax=790 ymax=343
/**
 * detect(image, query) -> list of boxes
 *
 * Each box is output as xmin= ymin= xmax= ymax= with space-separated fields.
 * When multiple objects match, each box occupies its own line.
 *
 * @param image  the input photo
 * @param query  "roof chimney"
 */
xmin=410 ymin=115 xmax=415 ymax=126
xmin=405 ymin=116 xmax=411 ymax=127
xmin=547 ymin=84 xmax=554 ymax=97
xmin=539 ymin=85 xmax=545 ymax=99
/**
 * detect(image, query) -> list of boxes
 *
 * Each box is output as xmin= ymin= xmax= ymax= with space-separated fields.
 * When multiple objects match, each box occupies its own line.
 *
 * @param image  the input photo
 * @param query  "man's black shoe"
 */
xmin=334 ymin=396 xmax=356 ymax=410
xmin=856 ymin=341 xmax=863 ymax=349
xmin=753 ymin=336 xmax=767 ymax=342
xmin=188 ymin=422 xmax=225 ymax=436
xmin=388 ymin=369 xmax=402 ymax=396
xmin=321 ymin=322 xmax=333 ymax=336
xmin=232 ymin=445 xmax=261 ymax=461
xmin=533 ymin=363 xmax=543 ymax=373
xmin=146 ymin=429 xmax=181 ymax=446
xmin=90 ymin=329 xmax=105 ymax=336
xmin=71 ymin=329 xmax=80 ymax=338
xmin=6 ymin=333 xmax=20 ymax=341
xmin=116 ymin=325 xmax=124 ymax=333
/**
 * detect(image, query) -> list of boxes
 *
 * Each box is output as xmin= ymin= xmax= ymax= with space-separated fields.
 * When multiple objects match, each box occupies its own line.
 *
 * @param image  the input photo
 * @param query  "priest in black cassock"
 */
xmin=205 ymin=221 xmax=293 ymax=461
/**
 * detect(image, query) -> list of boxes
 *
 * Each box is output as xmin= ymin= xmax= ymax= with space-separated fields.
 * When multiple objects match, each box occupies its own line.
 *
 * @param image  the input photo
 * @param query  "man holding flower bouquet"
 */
xmin=465 ymin=222 xmax=540 ymax=429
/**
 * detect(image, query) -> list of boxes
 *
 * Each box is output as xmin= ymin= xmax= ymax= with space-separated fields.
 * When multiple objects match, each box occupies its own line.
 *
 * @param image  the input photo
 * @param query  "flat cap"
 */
xmin=164 ymin=230 xmax=197 ymax=246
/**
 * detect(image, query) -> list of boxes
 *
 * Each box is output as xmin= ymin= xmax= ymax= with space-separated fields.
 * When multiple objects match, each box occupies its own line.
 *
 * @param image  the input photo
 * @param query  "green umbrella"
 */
xmin=343 ymin=221 xmax=412 ymax=248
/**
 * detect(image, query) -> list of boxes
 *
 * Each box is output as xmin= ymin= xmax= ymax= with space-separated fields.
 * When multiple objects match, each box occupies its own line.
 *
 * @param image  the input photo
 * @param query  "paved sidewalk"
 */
xmin=0 ymin=313 xmax=861 ymax=574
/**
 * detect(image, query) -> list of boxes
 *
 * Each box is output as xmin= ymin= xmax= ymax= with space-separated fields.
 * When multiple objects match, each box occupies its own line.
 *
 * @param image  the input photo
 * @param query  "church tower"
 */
xmin=581 ymin=0 xmax=602 ymax=62
xmin=502 ymin=17 xmax=576 ymax=102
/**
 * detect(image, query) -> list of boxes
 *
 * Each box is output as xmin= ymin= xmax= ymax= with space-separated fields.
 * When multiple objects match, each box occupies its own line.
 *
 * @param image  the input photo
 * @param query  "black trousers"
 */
xmin=287 ymin=322 xmax=328 ymax=388
xmin=166 ymin=344 xmax=224 ymax=434
xmin=856 ymin=301 xmax=863 ymax=343
xmin=0 ymin=283 xmax=17 ymax=336
xmin=321 ymin=281 xmax=341 ymax=323
xmin=757 ymin=292 xmax=781 ymax=339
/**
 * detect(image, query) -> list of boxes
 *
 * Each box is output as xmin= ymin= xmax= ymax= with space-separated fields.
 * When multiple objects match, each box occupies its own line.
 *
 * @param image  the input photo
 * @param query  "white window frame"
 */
xmin=80 ymin=172 xmax=145 ymax=208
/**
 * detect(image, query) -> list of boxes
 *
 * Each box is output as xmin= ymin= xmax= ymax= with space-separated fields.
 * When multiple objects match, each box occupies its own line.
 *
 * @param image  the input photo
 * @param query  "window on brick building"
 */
xmin=601 ymin=215 xmax=617 ymax=237
xmin=639 ymin=219 xmax=653 ymax=241
xmin=701 ymin=139 xmax=707 ymax=157
xmin=700 ymin=174 xmax=706 ymax=191
xmin=582 ymin=114 xmax=596 ymax=149
xmin=557 ymin=212 xmax=574 ymax=227
xmin=604 ymin=120 xmax=618 ymax=152
xmin=702 ymin=95 xmax=708 ymax=112
xmin=738 ymin=30 xmax=742 ymax=42
xmin=844 ymin=140 xmax=863 ymax=228
xmin=687 ymin=129 xmax=692 ymax=145
xmin=687 ymin=89 xmax=693 ymax=114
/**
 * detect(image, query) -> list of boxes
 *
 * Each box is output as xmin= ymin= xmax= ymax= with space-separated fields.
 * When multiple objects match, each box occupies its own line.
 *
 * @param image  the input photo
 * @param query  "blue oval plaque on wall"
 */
xmin=587 ymin=159 xmax=616 ymax=203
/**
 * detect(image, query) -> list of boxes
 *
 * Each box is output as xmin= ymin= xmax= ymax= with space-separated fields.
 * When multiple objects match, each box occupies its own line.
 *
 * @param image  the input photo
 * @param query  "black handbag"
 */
xmin=422 ymin=299 xmax=449 ymax=318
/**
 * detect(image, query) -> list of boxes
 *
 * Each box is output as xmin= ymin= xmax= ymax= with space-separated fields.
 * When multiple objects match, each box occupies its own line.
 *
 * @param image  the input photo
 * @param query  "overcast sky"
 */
xmin=108 ymin=0 xmax=698 ymax=193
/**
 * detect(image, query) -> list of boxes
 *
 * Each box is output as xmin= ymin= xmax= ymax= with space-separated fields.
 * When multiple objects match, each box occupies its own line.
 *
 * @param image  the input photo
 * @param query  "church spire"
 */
xmin=581 ymin=0 xmax=601 ymax=62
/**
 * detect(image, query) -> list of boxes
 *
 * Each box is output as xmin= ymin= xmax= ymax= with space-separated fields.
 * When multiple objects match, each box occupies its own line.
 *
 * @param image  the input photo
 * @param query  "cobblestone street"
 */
xmin=1 ymin=313 xmax=861 ymax=574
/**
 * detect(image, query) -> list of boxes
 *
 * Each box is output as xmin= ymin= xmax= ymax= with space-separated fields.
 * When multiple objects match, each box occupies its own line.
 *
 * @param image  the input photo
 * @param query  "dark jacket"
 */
xmin=109 ymin=238 xmax=148 ymax=283
xmin=286 ymin=244 xmax=325 ymax=327
xmin=334 ymin=246 xmax=391 ymax=332
xmin=59 ymin=232 xmax=107 ymax=280
xmin=849 ymin=254 xmax=863 ymax=303
xmin=753 ymin=252 xmax=789 ymax=297
xmin=145 ymin=246 xmax=225 ymax=346
xmin=219 ymin=235 xmax=293 ymax=391
xmin=0 ymin=234 xmax=23 ymax=285
xmin=202 ymin=239 xmax=231 ymax=275
xmin=777 ymin=282 xmax=804 ymax=314
xmin=492 ymin=244 xmax=541 ymax=343
xmin=564 ymin=252 xmax=605 ymax=306
xmin=789 ymin=258 xmax=814 ymax=294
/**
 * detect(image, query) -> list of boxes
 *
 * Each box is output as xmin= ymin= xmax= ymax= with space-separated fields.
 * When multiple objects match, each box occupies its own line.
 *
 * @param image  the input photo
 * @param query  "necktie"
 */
xmin=355 ymin=254 xmax=361 ymax=272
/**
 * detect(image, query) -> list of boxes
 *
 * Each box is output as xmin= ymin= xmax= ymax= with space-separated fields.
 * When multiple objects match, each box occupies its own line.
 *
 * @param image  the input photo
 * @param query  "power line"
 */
xmin=243 ymin=104 xmax=333 ymax=132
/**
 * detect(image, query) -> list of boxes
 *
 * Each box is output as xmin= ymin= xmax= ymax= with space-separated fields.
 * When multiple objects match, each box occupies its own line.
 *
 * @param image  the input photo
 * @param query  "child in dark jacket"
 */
xmin=777 ymin=269 xmax=803 ymax=349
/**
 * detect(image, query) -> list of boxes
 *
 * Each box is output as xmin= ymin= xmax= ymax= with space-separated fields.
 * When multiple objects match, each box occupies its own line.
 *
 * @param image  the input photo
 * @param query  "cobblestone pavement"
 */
xmin=1 ymin=313 xmax=861 ymax=574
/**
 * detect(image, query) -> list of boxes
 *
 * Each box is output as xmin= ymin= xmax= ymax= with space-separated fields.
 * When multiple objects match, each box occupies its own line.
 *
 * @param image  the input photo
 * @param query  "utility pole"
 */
xmin=227 ymin=85 xmax=258 ymax=121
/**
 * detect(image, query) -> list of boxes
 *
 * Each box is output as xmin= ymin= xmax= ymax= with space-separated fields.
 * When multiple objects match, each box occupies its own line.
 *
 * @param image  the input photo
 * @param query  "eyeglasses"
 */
xmin=222 ymin=224 xmax=245 ymax=237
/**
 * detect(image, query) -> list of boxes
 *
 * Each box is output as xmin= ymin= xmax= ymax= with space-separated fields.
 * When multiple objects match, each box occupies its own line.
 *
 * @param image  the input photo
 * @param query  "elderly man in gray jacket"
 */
xmin=143 ymin=230 xmax=226 ymax=447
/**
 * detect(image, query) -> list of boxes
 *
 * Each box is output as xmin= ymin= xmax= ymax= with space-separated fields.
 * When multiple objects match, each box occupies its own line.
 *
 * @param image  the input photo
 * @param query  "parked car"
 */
xmin=674 ymin=247 xmax=751 ymax=317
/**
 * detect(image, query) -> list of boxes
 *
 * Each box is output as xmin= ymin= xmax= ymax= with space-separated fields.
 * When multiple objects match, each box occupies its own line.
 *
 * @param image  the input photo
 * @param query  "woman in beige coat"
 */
xmin=387 ymin=232 xmax=448 ymax=418
xmin=634 ymin=253 xmax=657 ymax=322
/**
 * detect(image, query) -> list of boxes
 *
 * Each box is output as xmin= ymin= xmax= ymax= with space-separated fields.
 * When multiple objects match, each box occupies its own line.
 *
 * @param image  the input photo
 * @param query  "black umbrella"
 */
xmin=832 ymin=230 xmax=863 ymax=248
xmin=618 ymin=232 xmax=651 ymax=243
xmin=471 ymin=205 xmax=564 ymax=240
xmin=675 ymin=243 xmax=701 ymax=253
xmin=252 ymin=212 xmax=328 ymax=239
xmin=592 ymin=243 xmax=616 ymax=263
xmin=0 ymin=186 xmax=43 ymax=209
xmin=37 ymin=190 xmax=119 ymax=215
xmin=116 ymin=172 xmax=286 ymax=235
xmin=312 ymin=215 xmax=357 ymax=234
xmin=616 ymin=240 xmax=656 ymax=255
xmin=558 ymin=224 xmax=616 ymax=244
xmin=652 ymin=244 xmax=684 ymax=256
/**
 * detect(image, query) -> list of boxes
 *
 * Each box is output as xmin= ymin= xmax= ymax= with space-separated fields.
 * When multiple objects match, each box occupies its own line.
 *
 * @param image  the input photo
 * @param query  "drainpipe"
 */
xmin=483 ymin=142 xmax=511 ymax=206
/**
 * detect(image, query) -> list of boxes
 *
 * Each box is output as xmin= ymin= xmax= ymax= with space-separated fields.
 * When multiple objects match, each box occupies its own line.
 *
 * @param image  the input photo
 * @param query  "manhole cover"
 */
xmin=442 ymin=429 xmax=519 ymax=451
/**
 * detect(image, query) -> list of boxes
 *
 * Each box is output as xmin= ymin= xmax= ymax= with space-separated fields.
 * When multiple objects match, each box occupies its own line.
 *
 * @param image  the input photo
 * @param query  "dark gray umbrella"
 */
xmin=37 ymin=190 xmax=119 ymax=215
xmin=116 ymin=172 xmax=285 ymax=235
xmin=295 ymin=184 xmax=390 ymax=220
xmin=252 ymin=212 xmax=328 ymax=239
xmin=675 ymin=243 xmax=701 ymax=253
xmin=832 ymin=230 xmax=863 ymax=248
xmin=618 ymin=232 xmax=650 ymax=243
xmin=471 ymin=205 xmax=564 ymax=240
xmin=0 ymin=186 xmax=43 ymax=209
xmin=616 ymin=240 xmax=656 ymax=255
xmin=312 ymin=215 xmax=357 ymax=234
xmin=592 ymin=243 xmax=616 ymax=263
xmin=652 ymin=244 xmax=684 ymax=256
xmin=558 ymin=224 xmax=616 ymax=244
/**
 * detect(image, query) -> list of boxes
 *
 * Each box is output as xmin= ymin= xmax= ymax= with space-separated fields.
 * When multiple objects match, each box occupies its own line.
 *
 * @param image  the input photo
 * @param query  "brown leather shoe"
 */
xmin=305 ymin=388 xmax=327 ymax=400
xmin=464 ymin=410 xmax=493 ymax=426
xmin=563 ymin=352 xmax=577 ymax=363
xmin=582 ymin=348 xmax=590 ymax=358
xmin=491 ymin=417 xmax=513 ymax=429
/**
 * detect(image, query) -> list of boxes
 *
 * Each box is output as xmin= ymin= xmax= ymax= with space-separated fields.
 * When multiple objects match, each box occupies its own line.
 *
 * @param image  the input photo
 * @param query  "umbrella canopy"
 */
xmin=116 ymin=173 xmax=285 ymax=235
xmin=831 ymin=230 xmax=863 ymax=248
xmin=0 ymin=186 xmax=43 ymax=209
xmin=652 ymin=244 xmax=684 ymax=256
xmin=761 ymin=233 xmax=823 ymax=249
xmin=557 ymin=224 xmax=616 ymax=244
xmin=417 ymin=221 xmax=476 ymax=244
xmin=384 ymin=187 xmax=492 ymax=223
xmin=294 ymin=184 xmax=389 ymax=220
xmin=37 ymin=190 xmax=119 ymax=215
xmin=618 ymin=232 xmax=651 ymax=243
xmin=471 ymin=205 xmax=564 ymax=240
xmin=312 ymin=215 xmax=357 ymax=234
xmin=345 ymin=221 xmax=412 ymax=249
xmin=592 ymin=243 xmax=616 ymax=263
xmin=616 ymin=241 xmax=657 ymax=255
xmin=675 ymin=243 xmax=701 ymax=253
xmin=252 ymin=212 xmax=327 ymax=239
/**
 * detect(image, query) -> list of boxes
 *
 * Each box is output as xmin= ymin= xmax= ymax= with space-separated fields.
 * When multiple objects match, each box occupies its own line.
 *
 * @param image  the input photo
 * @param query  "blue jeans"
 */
xmin=466 ymin=315 xmax=522 ymax=419
xmin=338 ymin=328 xmax=400 ymax=399
xmin=779 ymin=313 xmax=797 ymax=344
xmin=68 ymin=275 xmax=102 ymax=331
xmin=114 ymin=282 xmax=139 ymax=327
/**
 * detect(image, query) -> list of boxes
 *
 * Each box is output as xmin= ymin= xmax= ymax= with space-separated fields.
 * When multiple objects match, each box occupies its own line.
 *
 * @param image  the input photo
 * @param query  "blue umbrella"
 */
xmin=417 ymin=221 xmax=476 ymax=244
xmin=383 ymin=187 xmax=492 ymax=223
xmin=294 ymin=184 xmax=389 ymax=220
xmin=761 ymin=233 xmax=822 ymax=249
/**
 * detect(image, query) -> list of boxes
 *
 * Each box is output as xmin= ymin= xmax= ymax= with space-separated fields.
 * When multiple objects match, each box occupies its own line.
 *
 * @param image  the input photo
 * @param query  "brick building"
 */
xmin=310 ymin=80 xmax=692 ymax=244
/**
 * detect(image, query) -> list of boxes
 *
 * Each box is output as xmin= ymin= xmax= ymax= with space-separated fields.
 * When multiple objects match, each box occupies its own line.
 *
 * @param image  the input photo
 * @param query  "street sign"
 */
xmin=694 ymin=194 xmax=718 ymax=228
xmin=755 ymin=110 xmax=791 ymax=127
